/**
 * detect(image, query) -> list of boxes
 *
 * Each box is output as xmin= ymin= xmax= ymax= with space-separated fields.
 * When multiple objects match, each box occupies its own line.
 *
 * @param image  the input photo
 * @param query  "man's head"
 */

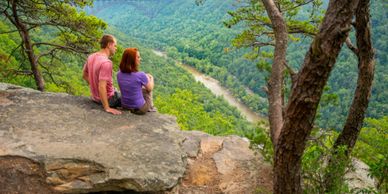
xmin=99 ymin=34 xmax=117 ymax=57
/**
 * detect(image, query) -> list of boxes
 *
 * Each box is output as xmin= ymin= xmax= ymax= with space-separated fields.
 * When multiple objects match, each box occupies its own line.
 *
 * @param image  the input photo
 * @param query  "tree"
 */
xmin=1 ymin=0 xmax=106 ymax=91
xmin=323 ymin=0 xmax=375 ymax=190
xmin=261 ymin=0 xmax=287 ymax=145
xmin=226 ymin=0 xmax=374 ymax=192
xmin=224 ymin=0 xmax=322 ymax=145
xmin=273 ymin=0 xmax=361 ymax=192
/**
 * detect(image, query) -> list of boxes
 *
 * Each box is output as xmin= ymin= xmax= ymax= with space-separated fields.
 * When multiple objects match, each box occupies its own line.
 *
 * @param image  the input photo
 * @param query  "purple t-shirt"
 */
xmin=117 ymin=71 xmax=149 ymax=109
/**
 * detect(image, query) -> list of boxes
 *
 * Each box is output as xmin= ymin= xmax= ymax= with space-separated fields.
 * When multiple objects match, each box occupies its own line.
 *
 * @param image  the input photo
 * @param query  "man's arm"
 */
xmin=98 ymin=80 xmax=121 ymax=115
xmin=82 ymin=64 xmax=90 ymax=85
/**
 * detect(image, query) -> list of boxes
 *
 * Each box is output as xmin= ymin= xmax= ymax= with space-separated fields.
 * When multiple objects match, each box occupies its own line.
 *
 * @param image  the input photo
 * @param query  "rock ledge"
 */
xmin=0 ymin=83 xmax=272 ymax=193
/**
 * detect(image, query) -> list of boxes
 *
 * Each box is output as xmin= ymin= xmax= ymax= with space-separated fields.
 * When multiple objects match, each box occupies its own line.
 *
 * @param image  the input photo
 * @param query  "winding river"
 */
xmin=152 ymin=50 xmax=264 ymax=124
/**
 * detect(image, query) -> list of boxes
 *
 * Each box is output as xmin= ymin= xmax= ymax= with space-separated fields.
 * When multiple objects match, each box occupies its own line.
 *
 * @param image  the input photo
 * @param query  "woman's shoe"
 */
xmin=148 ymin=106 xmax=157 ymax=112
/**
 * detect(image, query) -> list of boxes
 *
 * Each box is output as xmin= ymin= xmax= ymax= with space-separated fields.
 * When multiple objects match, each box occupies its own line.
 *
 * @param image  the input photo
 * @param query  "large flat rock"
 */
xmin=0 ymin=83 xmax=186 ymax=193
xmin=0 ymin=83 xmax=273 ymax=193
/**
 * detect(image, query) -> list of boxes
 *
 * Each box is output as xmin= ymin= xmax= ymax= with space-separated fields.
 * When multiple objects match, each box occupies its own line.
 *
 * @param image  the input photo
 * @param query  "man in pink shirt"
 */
xmin=83 ymin=34 xmax=122 ymax=115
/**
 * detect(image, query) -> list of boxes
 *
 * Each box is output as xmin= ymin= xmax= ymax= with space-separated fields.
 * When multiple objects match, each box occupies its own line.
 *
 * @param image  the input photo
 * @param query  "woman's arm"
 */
xmin=144 ymin=73 xmax=154 ymax=92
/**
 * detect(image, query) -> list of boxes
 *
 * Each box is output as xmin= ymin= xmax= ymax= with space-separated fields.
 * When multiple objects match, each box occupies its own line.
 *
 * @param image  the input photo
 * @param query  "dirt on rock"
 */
xmin=168 ymin=136 xmax=273 ymax=194
xmin=171 ymin=138 xmax=223 ymax=193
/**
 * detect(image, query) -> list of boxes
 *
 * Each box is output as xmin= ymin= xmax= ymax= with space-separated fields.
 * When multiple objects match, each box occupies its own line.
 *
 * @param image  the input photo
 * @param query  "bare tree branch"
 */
xmin=40 ymin=62 xmax=60 ymax=86
xmin=284 ymin=0 xmax=315 ymax=12
xmin=345 ymin=37 xmax=359 ymax=54
xmin=284 ymin=62 xmax=297 ymax=88
xmin=13 ymin=69 xmax=33 ymax=75
xmin=35 ymin=47 xmax=59 ymax=62
xmin=0 ymin=0 xmax=11 ymax=14
xmin=32 ymin=42 xmax=89 ymax=54
xmin=2 ymin=9 xmax=17 ymax=27
xmin=252 ymin=41 xmax=275 ymax=47
xmin=0 ymin=67 xmax=32 ymax=80
xmin=288 ymin=28 xmax=316 ymax=36
xmin=0 ymin=29 xmax=18 ymax=34
xmin=262 ymin=86 xmax=269 ymax=95
xmin=284 ymin=62 xmax=296 ymax=76
xmin=254 ymin=31 xmax=274 ymax=36
xmin=6 ymin=42 xmax=23 ymax=63
xmin=0 ymin=23 xmax=39 ymax=34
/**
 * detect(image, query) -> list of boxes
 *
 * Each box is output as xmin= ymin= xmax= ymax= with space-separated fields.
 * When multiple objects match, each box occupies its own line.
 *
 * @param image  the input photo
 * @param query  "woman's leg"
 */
xmin=142 ymin=88 xmax=156 ymax=112
xmin=130 ymin=89 xmax=154 ymax=115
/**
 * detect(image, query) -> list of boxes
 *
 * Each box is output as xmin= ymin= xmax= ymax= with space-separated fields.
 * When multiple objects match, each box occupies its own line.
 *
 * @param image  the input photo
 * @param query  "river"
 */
xmin=152 ymin=50 xmax=264 ymax=124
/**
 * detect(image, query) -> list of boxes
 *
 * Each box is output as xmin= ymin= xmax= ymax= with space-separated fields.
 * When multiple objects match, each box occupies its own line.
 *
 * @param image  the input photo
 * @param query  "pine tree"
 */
xmin=1 ymin=0 xmax=106 ymax=91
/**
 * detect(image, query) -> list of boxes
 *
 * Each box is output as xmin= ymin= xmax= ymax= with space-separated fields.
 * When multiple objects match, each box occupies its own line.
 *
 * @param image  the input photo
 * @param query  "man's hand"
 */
xmin=105 ymin=107 xmax=122 ymax=115
xmin=99 ymin=80 xmax=121 ymax=115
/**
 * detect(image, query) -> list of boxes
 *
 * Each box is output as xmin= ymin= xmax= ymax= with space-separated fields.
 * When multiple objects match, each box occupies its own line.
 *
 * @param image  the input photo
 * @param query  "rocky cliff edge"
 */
xmin=0 ymin=83 xmax=272 ymax=193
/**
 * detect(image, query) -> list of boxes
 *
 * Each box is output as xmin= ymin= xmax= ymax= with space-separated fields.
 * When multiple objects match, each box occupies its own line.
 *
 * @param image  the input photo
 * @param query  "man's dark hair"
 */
xmin=99 ymin=34 xmax=115 ymax=49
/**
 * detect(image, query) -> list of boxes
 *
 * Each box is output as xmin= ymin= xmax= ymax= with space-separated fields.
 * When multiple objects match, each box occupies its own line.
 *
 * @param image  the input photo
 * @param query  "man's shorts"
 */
xmin=94 ymin=91 xmax=121 ymax=108
xmin=108 ymin=91 xmax=121 ymax=108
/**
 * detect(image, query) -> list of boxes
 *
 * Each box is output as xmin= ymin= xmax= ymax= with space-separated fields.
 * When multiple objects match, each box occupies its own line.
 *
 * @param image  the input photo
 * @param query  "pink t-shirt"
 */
xmin=83 ymin=53 xmax=114 ymax=101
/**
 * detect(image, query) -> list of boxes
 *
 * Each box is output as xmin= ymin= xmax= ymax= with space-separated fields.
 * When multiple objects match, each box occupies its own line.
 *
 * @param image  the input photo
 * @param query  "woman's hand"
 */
xmin=147 ymin=73 xmax=153 ymax=80
xmin=145 ymin=73 xmax=154 ymax=91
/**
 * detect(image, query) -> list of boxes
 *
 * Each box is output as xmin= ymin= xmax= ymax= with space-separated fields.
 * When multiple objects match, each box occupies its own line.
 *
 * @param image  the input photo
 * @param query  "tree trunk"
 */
xmin=262 ymin=0 xmax=287 ymax=146
xmin=334 ymin=0 xmax=374 ymax=156
xmin=324 ymin=0 xmax=375 ymax=190
xmin=9 ymin=0 xmax=45 ymax=91
xmin=273 ymin=0 xmax=359 ymax=193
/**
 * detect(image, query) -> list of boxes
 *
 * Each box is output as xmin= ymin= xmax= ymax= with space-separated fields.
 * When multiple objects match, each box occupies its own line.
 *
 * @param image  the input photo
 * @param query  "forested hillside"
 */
xmin=90 ymin=0 xmax=387 ymax=130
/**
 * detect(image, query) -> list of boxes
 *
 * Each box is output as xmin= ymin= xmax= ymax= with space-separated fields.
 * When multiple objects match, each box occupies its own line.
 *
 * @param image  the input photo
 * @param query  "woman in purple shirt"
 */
xmin=117 ymin=48 xmax=156 ymax=114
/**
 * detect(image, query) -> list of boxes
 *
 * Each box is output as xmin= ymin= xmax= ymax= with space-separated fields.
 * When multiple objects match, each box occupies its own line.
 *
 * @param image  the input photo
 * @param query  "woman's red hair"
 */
xmin=119 ymin=48 xmax=139 ymax=73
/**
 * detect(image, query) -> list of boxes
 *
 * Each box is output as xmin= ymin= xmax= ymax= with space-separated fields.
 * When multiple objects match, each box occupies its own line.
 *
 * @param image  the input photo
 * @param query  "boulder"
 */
xmin=345 ymin=159 xmax=376 ymax=191
xmin=172 ymin=133 xmax=273 ymax=194
xmin=0 ymin=83 xmax=272 ymax=193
